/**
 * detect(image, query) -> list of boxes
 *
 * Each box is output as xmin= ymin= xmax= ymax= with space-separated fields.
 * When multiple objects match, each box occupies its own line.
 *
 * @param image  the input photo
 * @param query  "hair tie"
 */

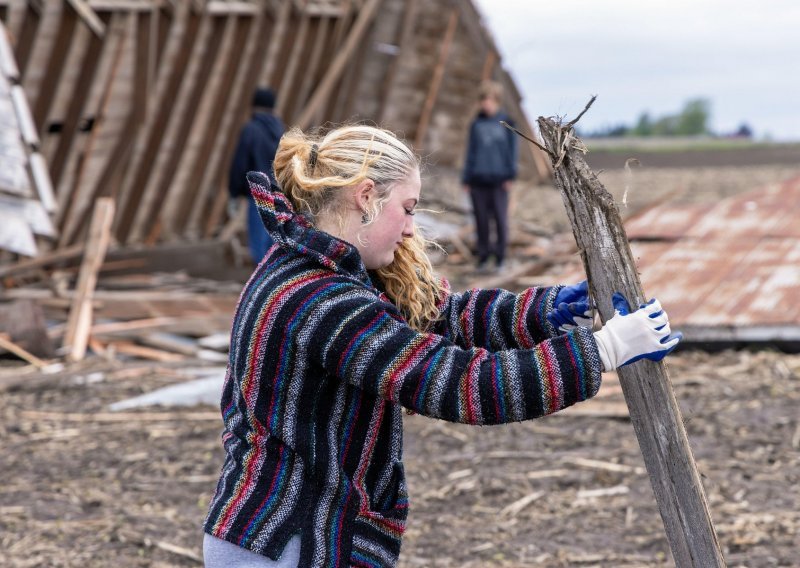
xmin=309 ymin=143 xmax=319 ymax=171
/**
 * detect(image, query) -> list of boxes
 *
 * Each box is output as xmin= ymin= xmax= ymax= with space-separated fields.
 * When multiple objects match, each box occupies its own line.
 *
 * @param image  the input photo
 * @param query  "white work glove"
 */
xmin=593 ymin=293 xmax=682 ymax=372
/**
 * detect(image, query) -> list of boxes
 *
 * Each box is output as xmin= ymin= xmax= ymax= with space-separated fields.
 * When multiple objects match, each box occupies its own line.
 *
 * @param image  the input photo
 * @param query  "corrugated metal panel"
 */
xmin=559 ymin=176 xmax=800 ymax=341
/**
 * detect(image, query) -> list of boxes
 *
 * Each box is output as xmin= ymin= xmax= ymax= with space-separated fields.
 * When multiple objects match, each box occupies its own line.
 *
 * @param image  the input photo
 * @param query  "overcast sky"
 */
xmin=472 ymin=0 xmax=800 ymax=141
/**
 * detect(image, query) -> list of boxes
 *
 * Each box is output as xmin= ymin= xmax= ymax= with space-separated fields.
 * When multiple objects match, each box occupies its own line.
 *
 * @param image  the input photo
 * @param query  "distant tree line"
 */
xmin=581 ymin=98 xmax=753 ymax=139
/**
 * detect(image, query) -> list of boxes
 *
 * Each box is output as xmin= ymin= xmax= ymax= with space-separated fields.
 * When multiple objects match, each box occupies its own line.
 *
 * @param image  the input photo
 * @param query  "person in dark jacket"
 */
xmin=229 ymin=87 xmax=285 ymax=264
xmin=202 ymin=125 xmax=682 ymax=567
xmin=462 ymin=80 xmax=518 ymax=272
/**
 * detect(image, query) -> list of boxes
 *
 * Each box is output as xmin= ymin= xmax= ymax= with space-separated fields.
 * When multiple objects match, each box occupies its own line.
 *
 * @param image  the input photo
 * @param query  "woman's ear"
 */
xmin=354 ymin=179 xmax=375 ymax=212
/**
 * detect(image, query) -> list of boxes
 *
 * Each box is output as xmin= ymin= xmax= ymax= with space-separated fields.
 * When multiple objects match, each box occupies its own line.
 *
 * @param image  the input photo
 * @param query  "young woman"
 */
xmin=202 ymin=125 xmax=680 ymax=568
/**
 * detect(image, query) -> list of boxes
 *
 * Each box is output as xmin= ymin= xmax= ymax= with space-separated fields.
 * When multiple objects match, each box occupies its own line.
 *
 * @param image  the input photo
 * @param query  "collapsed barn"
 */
xmin=0 ymin=0 xmax=549 ymax=258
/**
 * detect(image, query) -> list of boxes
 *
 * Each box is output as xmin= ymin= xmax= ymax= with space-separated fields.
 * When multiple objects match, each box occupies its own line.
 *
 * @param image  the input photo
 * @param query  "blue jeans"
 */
xmin=203 ymin=533 xmax=300 ymax=567
xmin=247 ymin=198 xmax=273 ymax=264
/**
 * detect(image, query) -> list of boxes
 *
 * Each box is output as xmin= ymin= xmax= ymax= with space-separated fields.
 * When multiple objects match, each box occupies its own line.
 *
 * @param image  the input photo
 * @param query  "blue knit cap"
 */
xmin=252 ymin=87 xmax=276 ymax=109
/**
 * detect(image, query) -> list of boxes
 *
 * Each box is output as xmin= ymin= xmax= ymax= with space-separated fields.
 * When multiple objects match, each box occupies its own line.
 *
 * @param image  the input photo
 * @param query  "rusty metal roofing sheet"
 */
xmin=558 ymin=175 xmax=800 ymax=341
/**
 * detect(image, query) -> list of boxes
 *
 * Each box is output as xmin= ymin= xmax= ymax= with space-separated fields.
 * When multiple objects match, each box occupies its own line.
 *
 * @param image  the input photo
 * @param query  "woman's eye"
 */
xmin=405 ymin=208 xmax=416 ymax=216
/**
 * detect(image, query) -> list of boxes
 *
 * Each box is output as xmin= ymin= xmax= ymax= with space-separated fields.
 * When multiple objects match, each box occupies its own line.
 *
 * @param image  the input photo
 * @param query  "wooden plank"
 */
xmin=63 ymin=197 xmax=115 ymax=362
xmin=274 ymin=10 xmax=309 ymax=118
xmin=136 ymin=14 xmax=226 ymax=244
xmin=0 ymin=209 xmax=37 ymax=256
xmin=200 ymin=5 xmax=278 ymax=238
xmin=32 ymin=2 xmax=78 ymax=131
xmin=48 ymin=11 xmax=109 ymax=187
xmin=329 ymin=14 xmax=370 ymax=123
xmin=27 ymin=152 xmax=55 ymax=212
xmin=480 ymin=49 xmax=496 ymax=81
xmin=106 ymin=340 xmax=186 ymax=362
xmin=206 ymin=0 xmax=259 ymax=15
xmin=0 ymin=20 xmax=20 ymax=80
xmin=174 ymin=13 xmax=245 ymax=237
xmin=0 ymin=242 xmax=83 ymax=278
xmin=87 ymin=0 xmax=157 ymax=12
xmin=0 ymin=332 xmax=49 ymax=368
xmin=293 ymin=15 xmax=330 ymax=123
xmin=57 ymin=14 xmax=127 ymax=241
xmin=65 ymin=0 xmax=105 ymax=37
xmin=537 ymin=112 xmax=724 ymax=567
xmin=13 ymin=0 xmax=43 ymax=79
xmin=295 ymin=0 xmax=381 ymax=129
xmin=257 ymin=0 xmax=290 ymax=87
xmin=377 ymin=0 xmax=417 ymax=124
xmin=10 ymin=83 xmax=38 ymax=147
xmin=64 ymin=10 xmax=150 ymax=246
xmin=114 ymin=8 xmax=201 ymax=244
xmin=413 ymin=7 xmax=457 ymax=149
xmin=319 ymin=3 xmax=352 ymax=122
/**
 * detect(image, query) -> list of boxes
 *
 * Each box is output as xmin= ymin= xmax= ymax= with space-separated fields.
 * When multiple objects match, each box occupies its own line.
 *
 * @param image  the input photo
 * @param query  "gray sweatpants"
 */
xmin=203 ymin=533 xmax=300 ymax=568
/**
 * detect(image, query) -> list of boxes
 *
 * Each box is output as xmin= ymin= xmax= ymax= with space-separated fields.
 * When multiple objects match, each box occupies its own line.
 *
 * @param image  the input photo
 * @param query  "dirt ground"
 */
xmin=2 ymin=143 xmax=800 ymax=567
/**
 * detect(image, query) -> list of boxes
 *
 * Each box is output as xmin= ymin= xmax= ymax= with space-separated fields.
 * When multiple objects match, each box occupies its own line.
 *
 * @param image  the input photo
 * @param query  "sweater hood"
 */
xmin=247 ymin=171 xmax=370 ymax=282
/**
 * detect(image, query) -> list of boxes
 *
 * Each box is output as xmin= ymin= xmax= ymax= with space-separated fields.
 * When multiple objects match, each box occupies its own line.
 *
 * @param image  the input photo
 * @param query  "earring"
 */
xmin=361 ymin=213 xmax=369 ymax=224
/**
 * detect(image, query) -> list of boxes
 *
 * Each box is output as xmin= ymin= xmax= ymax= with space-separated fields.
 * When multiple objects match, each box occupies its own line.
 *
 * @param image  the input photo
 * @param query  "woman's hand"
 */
xmin=593 ymin=293 xmax=682 ymax=372
xmin=548 ymin=280 xmax=593 ymax=332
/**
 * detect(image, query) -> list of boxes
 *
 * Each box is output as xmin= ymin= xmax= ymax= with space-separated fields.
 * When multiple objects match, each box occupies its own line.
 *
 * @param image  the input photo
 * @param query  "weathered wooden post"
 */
xmin=510 ymin=101 xmax=725 ymax=566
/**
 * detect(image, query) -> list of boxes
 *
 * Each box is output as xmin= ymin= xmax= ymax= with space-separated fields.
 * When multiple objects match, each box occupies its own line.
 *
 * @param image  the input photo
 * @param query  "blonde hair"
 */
xmin=479 ymin=80 xmax=503 ymax=102
xmin=272 ymin=125 xmax=444 ymax=331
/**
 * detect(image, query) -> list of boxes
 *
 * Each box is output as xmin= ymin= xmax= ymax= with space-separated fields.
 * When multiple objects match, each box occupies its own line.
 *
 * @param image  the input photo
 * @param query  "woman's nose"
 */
xmin=402 ymin=220 xmax=415 ymax=238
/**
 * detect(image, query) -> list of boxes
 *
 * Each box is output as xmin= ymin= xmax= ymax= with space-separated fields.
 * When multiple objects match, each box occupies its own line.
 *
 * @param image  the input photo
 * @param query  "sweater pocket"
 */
xmin=349 ymin=461 xmax=408 ymax=565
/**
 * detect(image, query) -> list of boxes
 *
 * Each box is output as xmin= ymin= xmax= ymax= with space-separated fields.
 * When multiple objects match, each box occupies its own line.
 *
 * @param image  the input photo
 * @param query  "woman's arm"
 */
xmin=432 ymin=285 xmax=566 ymax=350
xmin=305 ymin=281 xmax=600 ymax=426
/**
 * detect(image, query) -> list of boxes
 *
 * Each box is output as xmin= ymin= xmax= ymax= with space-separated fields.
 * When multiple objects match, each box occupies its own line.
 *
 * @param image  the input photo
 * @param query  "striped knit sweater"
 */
xmin=203 ymin=172 xmax=603 ymax=567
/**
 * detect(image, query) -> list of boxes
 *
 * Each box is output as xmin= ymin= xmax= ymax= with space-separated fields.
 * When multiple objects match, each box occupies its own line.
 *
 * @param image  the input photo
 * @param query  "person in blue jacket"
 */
xmin=229 ymin=87 xmax=286 ymax=264
xmin=462 ymin=80 xmax=518 ymax=272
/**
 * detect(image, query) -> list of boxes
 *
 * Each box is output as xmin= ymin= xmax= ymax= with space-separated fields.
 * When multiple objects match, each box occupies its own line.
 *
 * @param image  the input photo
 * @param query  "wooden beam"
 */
xmin=10 ymin=83 xmax=39 ymax=147
xmin=137 ymin=15 xmax=227 ymax=243
xmin=274 ymin=11 xmax=310 ymax=119
xmin=536 ymin=113 xmax=725 ymax=567
xmin=0 ymin=243 xmax=83 ymax=278
xmin=202 ymin=4 xmax=280 ymax=238
xmin=13 ymin=0 xmax=43 ymax=79
xmin=87 ymin=0 xmax=157 ymax=11
xmin=65 ymin=0 xmax=106 ymax=37
xmin=293 ymin=16 xmax=331 ymax=124
xmin=27 ymin=152 xmax=56 ymax=213
xmin=63 ymin=197 xmax=115 ymax=362
xmin=32 ymin=2 xmax=78 ymax=131
xmin=65 ymin=9 xmax=151 ymax=245
xmin=0 ymin=20 xmax=20 ymax=81
xmin=319 ymin=3 xmax=353 ymax=122
xmin=295 ymin=0 xmax=381 ymax=130
xmin=480 ymin=49 xmax=496 ymax=81
xmin=49 ymin=11 xmax=110 ymax=187
xmin=57 ymin=15 xmax=127 ymax=243
xmin=257 ymin=0 xmax=291 ymax=88
xmin=330 ymin=23 xmax=367 ymax=123
xmin=377 ymin=0 xmax=418 ymax=124
xmin=114 ymin=8 xmax=201 ymax=244
xmin=171 ymin=14 xmax=243 ymax=238
xmin=413 ymin=7 xmax=458 ymax=149
xmin=206 ymin=0 xmax=259 ymax=15
xmin=0 ymin=333 xmax=49 ymax=368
